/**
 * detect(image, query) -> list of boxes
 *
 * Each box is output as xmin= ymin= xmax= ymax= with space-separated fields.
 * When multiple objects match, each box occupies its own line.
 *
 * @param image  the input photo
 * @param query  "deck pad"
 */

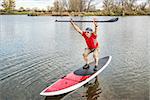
xmin=74 ymin=56 xmax=109 ymax=76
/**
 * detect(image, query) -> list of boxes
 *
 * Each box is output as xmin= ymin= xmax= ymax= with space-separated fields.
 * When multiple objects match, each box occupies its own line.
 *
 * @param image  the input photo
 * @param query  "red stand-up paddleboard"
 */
xmin=40 ymin=56 xmax=112 ymax=96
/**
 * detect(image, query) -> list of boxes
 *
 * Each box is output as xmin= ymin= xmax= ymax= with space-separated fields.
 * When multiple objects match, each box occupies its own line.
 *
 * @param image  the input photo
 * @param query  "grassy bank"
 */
xmin=0 ymin=11 xmax=30 ymax=15
xmin=0 ymin=10 xmax=150 ymax=16
xmin=28 ymin=11 xmax=150 ymax=16
xmin=24 ymin=9 xmax=150 ymax=16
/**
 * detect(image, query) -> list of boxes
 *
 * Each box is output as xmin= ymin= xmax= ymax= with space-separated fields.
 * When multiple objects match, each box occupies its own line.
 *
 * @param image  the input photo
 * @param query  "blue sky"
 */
xmin=0 ymin=0 xmax=148 ymax=9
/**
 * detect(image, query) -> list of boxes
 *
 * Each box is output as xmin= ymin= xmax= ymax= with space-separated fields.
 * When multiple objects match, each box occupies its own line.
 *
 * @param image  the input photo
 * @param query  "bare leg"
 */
xmin=83 ymin=48 xmax=91 ymax=69
xmin=93 ymin=48 xmax=99 ymax=71
xmin=83 ymin=48 xmax=91 ymax=65
xmin=83 ymin=54 xmax=89 ymax=65
xmin=93 ymin=54 xmax=99 ymax=66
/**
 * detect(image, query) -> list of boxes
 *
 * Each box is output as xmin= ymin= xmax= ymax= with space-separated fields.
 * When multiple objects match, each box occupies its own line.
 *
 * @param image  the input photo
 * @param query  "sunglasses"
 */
xmin=85 ymin=31 xmax=92 ymax=34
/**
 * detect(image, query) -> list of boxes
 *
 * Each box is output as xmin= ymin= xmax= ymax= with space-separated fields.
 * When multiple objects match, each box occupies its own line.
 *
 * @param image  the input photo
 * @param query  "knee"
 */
xmin=83 ymin=53 xmax=88 ymax=58
xmin=93 ymin=54 xmax=97 ymax=58
xmin=93 ymin=54 xmax=98 ymax=59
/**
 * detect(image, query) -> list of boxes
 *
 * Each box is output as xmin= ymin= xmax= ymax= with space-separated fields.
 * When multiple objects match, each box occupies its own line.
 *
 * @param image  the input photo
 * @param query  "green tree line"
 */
xmin=1 ymin=0 xmax=15 ymax=13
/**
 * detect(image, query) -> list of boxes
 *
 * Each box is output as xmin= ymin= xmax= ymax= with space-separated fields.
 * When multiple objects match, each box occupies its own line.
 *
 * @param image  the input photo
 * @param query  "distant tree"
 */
xmin=52 ymin=0 xmax=65 ymax=12
xmin=32 ymin=7 xmax=39 ymax=12
xmin=19 ymin=7 xmax=24 ymax=11
xmin=148 ymin=0 xmax=150 ymax=9
xmin=53 ymin=0 xmax=59 ymax=12
xmin=139 ymin=2 xmax=147 ymax=11
xmin=103 ymin=0 xmax=114 ymax=14
xmin=68 ymin=0 xmax=95 ymax=12
xmin=68 ymin=0 xmax=81 ymax=12
xmin=61 ymin=0 xmax=69 ymax=11
xmin=42 ymin=9 xmax=46 ymax=13
xmin=47 ymin=6 xmax=51 ymax=12
xmin=86 ymin=0 xmax=96 ymax=12
xmin=122 ymin=0 xmax=137 ymax=11
xmin=79 ymin=0 xmax=86 ymax=12
xmin=1 ymin=0 xmax=15 ymax=12
xmin=26 ymin=8 xmax=31 ymax=12
xmin=51 ymin=0 xmax=95 ymax=12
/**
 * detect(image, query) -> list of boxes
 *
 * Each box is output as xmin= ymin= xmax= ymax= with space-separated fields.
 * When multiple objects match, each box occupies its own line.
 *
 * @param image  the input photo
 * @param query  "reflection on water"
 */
xmin=44 ymin=92 xmax=70 ymax=100
xmin=83 ymin=76 xmax=102 ymax=100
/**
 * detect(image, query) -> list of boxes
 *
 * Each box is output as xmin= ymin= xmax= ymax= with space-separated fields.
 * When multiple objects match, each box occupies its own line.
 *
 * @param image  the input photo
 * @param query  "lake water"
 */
xmin=0 ymin=15 xmax=149 ymax=100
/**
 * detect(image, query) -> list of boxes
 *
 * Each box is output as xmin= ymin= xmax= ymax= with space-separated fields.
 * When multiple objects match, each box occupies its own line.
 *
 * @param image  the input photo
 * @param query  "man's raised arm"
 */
xmin=70 ymin=19 xmax=82 ymax=35
xmin=93 ymin=18 xmax=98 ymax=35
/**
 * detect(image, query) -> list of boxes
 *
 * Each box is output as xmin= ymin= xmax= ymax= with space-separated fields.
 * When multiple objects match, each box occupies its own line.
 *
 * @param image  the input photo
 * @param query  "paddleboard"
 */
xmin=40 ymin=56 xmax=112 ymax=96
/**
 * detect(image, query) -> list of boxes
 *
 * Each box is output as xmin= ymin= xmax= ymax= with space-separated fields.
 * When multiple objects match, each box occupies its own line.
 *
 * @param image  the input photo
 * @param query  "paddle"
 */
xmin=55 ymin=17 xmax=119 ymax=23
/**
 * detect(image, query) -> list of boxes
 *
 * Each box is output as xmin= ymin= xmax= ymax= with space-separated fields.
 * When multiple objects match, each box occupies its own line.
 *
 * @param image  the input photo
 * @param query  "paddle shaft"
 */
xmin=55 ymin=18 xmax=118 ymax=23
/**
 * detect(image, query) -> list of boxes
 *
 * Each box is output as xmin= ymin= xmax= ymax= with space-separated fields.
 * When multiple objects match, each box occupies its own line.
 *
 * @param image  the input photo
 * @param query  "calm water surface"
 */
xmin=0 ymin=15 xmax=149 ymax=100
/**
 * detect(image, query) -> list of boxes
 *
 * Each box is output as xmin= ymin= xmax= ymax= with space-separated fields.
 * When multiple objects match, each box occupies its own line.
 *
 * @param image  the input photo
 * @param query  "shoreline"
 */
xmin=0 ymin=11 xmax=150 ymax=16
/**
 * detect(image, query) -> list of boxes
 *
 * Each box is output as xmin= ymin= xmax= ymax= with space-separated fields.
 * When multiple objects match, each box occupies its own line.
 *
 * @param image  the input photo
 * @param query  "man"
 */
xmin=70 ymin=18 xmax=99 ymax=71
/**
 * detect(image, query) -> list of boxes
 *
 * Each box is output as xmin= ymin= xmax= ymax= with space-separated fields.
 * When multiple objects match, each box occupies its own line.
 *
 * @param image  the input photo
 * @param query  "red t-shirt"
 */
xmin=82 ymin=32 xmax=99 ymax=49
